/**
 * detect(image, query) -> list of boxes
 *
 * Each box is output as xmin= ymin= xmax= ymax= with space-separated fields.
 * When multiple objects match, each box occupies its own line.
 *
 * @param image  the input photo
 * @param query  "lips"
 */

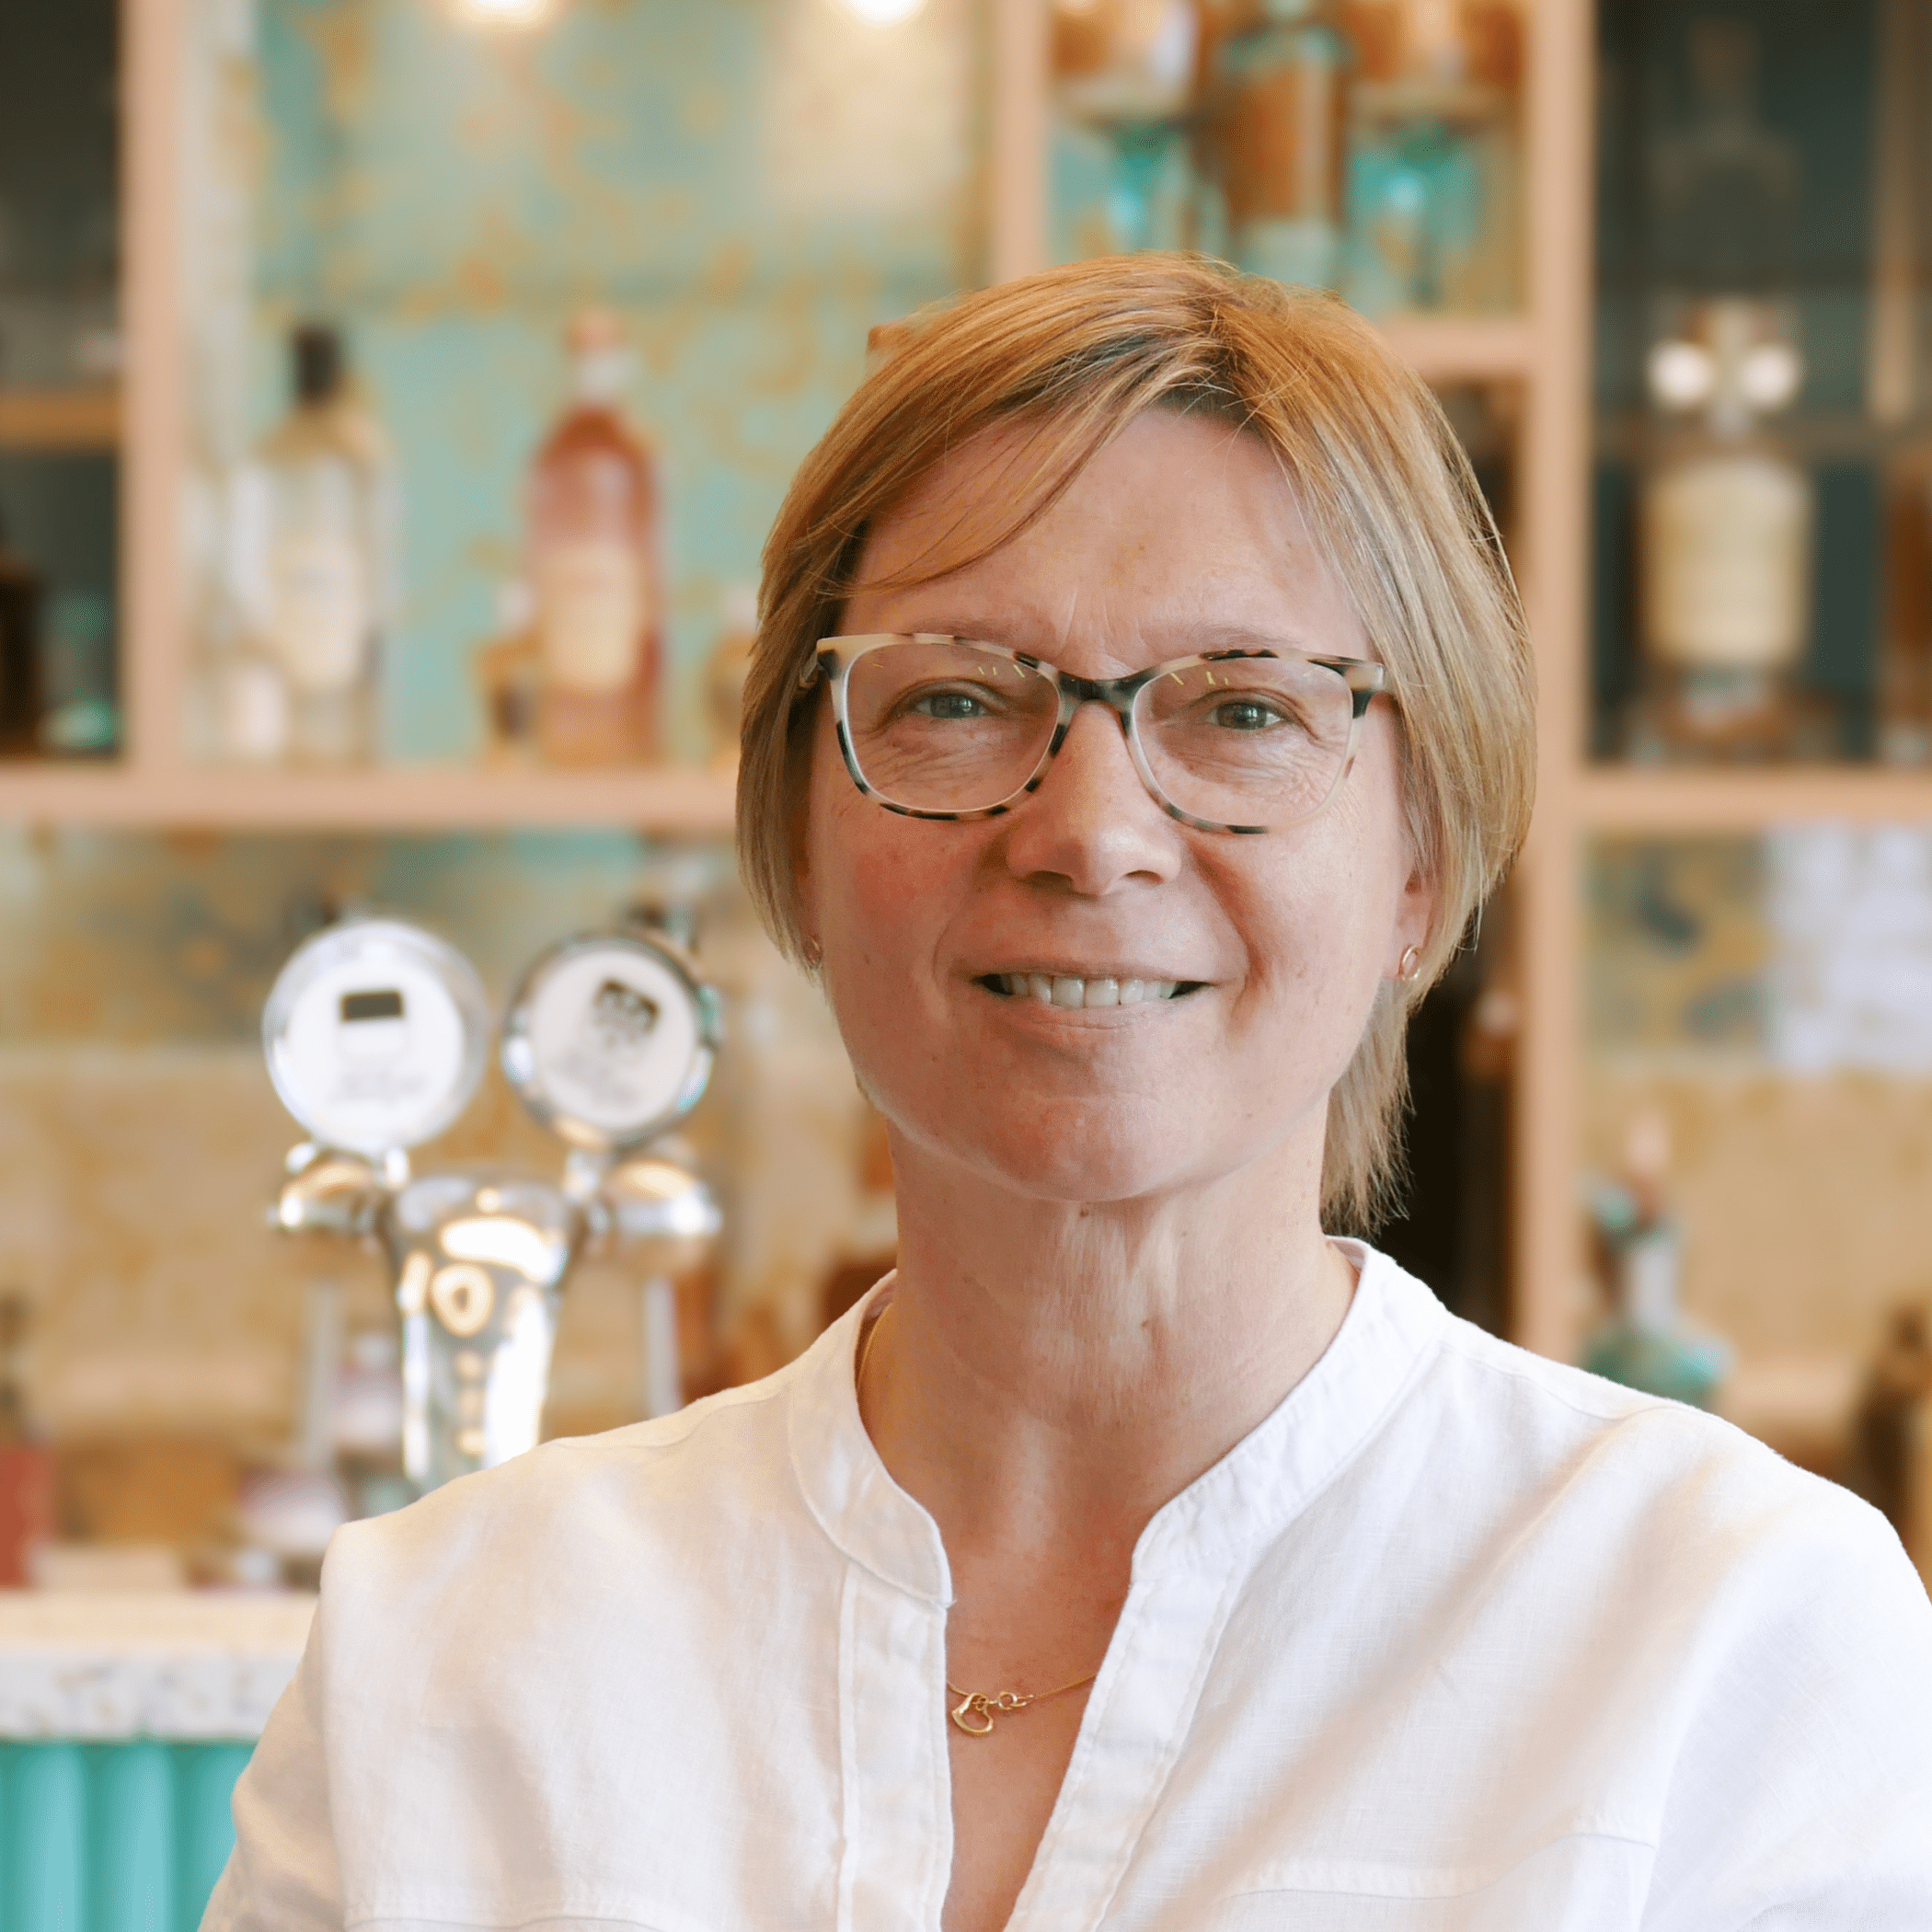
xmin=978 ymin=972 xmax=1199 ymax=1008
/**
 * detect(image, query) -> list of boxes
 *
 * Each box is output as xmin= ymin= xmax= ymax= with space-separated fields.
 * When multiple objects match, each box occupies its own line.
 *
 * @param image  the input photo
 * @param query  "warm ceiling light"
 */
xmin=454 ymin=0 xmax=553 ymax=27
xmin=840 ymin=0 xmax=928 ymax=21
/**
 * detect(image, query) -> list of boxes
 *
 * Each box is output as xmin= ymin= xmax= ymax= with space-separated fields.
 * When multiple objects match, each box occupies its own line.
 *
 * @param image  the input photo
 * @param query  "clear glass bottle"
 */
xmin=528 ymin=310 xmax=661 ymax=768
xmin=1634 ymin=299 xmax=1815 ymax=761
xmin=242 ymin=324 xmax=390 ymax=766
xmin=1212 ymin=0 xmax=1353 ymax=290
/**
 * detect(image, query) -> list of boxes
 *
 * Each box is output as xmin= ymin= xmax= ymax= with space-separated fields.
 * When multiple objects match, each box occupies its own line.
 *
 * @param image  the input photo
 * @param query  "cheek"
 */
xmin=804 ymin=754 xmax=972 ymax=1030
xmin=1225 ymin=780 xmax=1409 ymax=1030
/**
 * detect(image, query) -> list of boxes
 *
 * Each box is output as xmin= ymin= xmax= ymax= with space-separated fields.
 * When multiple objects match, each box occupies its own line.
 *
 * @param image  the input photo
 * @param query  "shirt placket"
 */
xmin=1003 ymin=1555 xmax=1246 ymax=1932
xmin=837 ymin=1561 xmax=955 ymax=1932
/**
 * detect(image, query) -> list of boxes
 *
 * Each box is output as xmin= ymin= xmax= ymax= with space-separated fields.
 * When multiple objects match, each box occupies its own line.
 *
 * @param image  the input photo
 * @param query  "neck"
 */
xmin=860 ymin=1124 xmax=1355 ymax=1569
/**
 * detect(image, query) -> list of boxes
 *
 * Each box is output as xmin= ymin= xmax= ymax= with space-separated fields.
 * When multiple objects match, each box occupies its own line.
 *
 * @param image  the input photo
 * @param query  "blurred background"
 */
xmin=1 ymin=0 xmax=1930 ymax=1916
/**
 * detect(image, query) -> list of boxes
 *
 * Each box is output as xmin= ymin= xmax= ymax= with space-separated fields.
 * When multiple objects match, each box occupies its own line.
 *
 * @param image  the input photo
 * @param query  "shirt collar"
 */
xmin=787 ymin=1247 xmax=1445 ymax=1599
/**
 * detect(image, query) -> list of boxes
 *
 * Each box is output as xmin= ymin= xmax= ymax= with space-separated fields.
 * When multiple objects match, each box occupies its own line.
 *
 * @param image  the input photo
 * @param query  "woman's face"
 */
xmin=798 ymin=409 xmax=1433 ymax=1206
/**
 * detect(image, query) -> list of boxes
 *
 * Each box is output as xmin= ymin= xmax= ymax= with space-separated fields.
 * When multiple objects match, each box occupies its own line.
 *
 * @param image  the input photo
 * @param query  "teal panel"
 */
xmin=174 ymin=1745 xmax=253 ymax=1932
xmin=1 ymin=1743 xmax=87 ymax=1932
xmin=86 ymin=1744 xmax=173 ymax=1932
xmin=0 ymin=1742 xmax=251 ymax=1932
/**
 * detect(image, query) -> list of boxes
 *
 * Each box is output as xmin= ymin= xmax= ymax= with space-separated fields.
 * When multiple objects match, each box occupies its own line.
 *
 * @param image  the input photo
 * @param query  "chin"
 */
xmin=931 ymin=1097 xmax=1234 ymax=1206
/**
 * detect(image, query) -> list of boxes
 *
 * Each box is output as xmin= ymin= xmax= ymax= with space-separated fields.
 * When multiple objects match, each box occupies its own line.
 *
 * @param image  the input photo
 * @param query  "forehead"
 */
xmin=846 ymin=409 xmax=1363 ymax=657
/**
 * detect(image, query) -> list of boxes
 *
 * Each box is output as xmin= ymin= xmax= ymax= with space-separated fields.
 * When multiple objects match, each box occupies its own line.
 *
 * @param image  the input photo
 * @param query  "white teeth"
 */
xmin=991 ymin=972 xmax=1186 ymax=1007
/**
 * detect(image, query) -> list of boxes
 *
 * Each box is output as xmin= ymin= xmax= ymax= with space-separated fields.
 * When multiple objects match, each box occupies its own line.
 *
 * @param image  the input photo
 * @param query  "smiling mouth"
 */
xmin=975 ymin=973 xmax=1206 ymax=1009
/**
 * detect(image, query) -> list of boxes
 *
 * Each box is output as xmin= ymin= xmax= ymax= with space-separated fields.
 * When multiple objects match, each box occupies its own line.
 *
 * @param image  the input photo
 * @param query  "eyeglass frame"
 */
xmin=799 ymin=632 xmax=1388 ymax=836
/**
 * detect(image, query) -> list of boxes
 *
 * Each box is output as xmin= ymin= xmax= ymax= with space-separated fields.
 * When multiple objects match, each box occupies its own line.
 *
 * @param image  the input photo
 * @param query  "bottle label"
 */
xmin=219 ymin=656 xmax=290 ymax=763
xmin=1226 ymin=56 xmax=1347 ymax=226
xmin=270 ymin=535 xmax=371 ymax=694
xmin=537 ymin=541 xmax=646 ymax=694
xmin=1643 ymin=451 xmax=1811 ymax=670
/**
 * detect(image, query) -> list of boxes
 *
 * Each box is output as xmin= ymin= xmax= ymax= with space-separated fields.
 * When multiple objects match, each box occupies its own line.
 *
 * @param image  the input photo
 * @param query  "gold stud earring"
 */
xmin=1397 ymin=944 xmax=1422 ymax=983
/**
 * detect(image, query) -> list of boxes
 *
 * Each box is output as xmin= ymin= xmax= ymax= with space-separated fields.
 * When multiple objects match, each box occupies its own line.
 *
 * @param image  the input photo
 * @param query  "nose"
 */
xmin=999 ymin=699 xmax=1183 ymax=896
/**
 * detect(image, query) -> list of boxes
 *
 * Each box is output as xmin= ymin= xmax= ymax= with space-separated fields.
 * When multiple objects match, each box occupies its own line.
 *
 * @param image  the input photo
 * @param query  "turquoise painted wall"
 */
xmin=246 ymin=0 xmax=986 ymax=762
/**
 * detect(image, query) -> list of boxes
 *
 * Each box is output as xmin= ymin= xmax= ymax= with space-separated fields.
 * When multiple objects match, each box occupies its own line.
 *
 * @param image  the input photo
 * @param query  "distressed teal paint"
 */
xmin=247 ymin=0 xmax=983 ymax=763
xmin=0 ymin=828 xmax=720 ymax=1044
xmin=0 ymin=1742 xmax=249 ymax=1932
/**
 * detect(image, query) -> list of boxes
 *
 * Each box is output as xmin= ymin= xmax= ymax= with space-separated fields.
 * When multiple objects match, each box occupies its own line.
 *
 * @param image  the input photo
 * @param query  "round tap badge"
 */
xmin=264 ymin=919 xmax=491 ymax=1156
xmin=500 ymin=931 xmax=719 ymax=1151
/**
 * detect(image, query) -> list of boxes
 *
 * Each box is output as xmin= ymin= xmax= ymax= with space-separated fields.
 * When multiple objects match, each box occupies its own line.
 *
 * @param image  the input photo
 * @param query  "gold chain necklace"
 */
xmin=855 ymin=1300 xmax=1101 ymax=1737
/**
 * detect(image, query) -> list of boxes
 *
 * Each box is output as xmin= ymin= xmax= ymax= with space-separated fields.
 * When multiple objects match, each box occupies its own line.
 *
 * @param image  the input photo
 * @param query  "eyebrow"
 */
xmin=869 ymin=615 xmax=1338 ymax=660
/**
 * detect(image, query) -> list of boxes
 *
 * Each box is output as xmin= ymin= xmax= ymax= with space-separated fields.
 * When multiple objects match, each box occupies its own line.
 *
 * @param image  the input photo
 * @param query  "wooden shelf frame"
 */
xmin=1579 ymin=767 xmax=1932 ymax=833
xmin=0 ymin=761 xmax=738 ymax=833
xmin=0 ymin=389 xmax=121 ymax=450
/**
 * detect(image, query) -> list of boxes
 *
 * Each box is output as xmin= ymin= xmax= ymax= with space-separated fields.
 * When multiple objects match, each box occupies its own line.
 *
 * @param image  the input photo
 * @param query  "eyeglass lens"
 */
xmin=842 ymin=638 xmax=1358 ymax=827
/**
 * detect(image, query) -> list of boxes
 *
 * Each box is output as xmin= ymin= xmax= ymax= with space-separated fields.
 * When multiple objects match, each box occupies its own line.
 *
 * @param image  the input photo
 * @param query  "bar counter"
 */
xmin=0 ymin=1592 xmax=312 ymax=1930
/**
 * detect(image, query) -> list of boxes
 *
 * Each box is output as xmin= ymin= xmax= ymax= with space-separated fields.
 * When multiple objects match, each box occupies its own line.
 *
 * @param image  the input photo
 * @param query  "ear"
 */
xmin=1385 ymin=857 xmax=1438 ymax=983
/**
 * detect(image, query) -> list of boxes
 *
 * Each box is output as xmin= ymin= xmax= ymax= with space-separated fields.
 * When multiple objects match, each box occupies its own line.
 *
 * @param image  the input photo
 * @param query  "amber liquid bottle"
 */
xmin=529 ymin=311 xmax=661 ymax=767
xmin=1880 ymin=443 xmax=1932 ymax=765
xmin=1213 ymin=0 xmax=1353 ymax=291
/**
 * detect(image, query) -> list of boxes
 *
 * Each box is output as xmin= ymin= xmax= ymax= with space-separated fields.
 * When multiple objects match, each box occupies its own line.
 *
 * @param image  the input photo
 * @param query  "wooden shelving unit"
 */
xmin=0 ymin=0 xmax=739 ymax=841
xmin=16 ymin=0 xmax=1926 ymax=1361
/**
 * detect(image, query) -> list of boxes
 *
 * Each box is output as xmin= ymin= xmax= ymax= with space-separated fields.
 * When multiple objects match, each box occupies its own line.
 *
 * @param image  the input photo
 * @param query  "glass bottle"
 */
xmin=1055 ymin=0 xmax=1202 ymax=256
xmin=1341 ymin=0 xmax=1522 ymax=316
xmin=474 ymin=579 xmax=542 ymax=767
xmin=528 ymin=310 xmax=661 ymax=768
xmin=1635 ymin=299 xmax=1814 ymax=761
xmin=1211 ymin=0 xmax=1353 ymax=290
xmin=1880 ymin=443 xmax=1932 ymax=765
xmin=244 ymin=324 xmax=390 ymax=766
xmin=0 ymin=515 xmax=43 ymax=758
xmin=1583 ymin=1114 xmax=1731 ymax=1409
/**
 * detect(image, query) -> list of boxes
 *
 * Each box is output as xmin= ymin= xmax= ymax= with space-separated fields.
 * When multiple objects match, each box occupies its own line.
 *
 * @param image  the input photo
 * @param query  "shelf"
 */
xmin=1374 ymin=315 xmax=1533 ymax=384
xmin=0 ymin=761 xmax=739 ymax=834
xmin=0 ymin=388 xmax=121 ymax=450
xmin=1577 ymin=765 xmax=1932 ymax=834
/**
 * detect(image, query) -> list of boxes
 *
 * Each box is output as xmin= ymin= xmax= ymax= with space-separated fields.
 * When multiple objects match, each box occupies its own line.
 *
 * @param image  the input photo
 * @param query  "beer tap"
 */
xmin=264 ymin=916 xmax=721 ymax=1493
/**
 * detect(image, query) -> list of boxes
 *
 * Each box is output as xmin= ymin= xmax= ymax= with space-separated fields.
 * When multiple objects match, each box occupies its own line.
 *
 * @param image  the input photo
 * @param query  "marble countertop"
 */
xmin=0 ymin=1592 xmax=316 ymax=1740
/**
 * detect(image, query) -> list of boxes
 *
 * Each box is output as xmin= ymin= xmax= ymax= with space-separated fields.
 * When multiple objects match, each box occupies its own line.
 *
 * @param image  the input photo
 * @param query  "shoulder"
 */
xmin=1368 ymin=1253 xmax=1926 ymax=1635
xmin=319 ymin=1351 xmax=812 ymax=1633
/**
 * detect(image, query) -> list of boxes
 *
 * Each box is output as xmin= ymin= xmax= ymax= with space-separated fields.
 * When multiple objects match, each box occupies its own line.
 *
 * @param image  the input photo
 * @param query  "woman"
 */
xmin=209 ymin=259 xmax=1932 ymax=1932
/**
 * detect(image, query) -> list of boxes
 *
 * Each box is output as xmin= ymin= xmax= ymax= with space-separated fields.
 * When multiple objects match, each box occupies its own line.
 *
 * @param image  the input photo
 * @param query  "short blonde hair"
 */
xmin=738 ymin=255 xmax=1535 ymax=1229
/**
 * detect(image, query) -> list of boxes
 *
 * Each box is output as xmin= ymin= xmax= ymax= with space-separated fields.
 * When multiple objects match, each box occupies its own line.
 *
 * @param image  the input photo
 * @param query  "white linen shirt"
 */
xmin=205 ymin=1248 xmax=1932 ymax=1932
